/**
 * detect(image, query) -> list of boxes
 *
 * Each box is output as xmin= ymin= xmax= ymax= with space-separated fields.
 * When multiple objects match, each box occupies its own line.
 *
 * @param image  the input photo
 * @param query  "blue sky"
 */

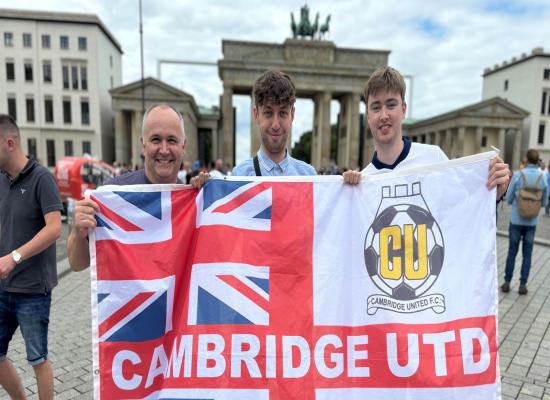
xmin=2 ymin=0 xmax=549 ymax=164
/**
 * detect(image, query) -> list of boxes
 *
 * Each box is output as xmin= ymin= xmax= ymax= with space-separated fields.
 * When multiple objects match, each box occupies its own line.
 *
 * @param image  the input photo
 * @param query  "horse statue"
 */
xmin=291 ymin=12 xmax=297 ymax=38
xmin=297 ymin=4 xmax=312 ymax=38
xmin=320 ymin=14 xmax=331 ymax=39
xmin=311 ymin=13 xmax=320 ymax=39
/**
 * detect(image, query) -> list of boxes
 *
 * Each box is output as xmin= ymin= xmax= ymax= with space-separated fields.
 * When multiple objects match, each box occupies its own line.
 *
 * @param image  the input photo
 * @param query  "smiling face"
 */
xmin=255 ymin=102 xmax=294 ymax=161
xmin=141 ymin=106 xmax=186 ymax=184
xmin=366 ymin=89 xmax=407 ymax=149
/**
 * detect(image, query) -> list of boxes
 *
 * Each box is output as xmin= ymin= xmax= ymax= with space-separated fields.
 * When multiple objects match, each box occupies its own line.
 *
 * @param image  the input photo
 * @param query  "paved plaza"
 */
xmin=3 ymin=223 xmax=550 ymax=399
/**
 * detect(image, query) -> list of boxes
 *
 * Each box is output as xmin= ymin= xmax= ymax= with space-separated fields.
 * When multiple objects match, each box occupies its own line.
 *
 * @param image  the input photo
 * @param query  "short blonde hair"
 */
xmin=363 ymin=66 xmax=406 ymax=104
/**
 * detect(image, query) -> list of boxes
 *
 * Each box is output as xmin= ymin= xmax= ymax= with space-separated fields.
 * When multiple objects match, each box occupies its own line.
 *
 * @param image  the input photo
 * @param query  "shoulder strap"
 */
xmin=253 ymin=156 xmax=262 ymax=177
xmin=535 ymin=173 xmax=543 ymax=186
xmin=519 ymin=170 xmax=528 ymax=186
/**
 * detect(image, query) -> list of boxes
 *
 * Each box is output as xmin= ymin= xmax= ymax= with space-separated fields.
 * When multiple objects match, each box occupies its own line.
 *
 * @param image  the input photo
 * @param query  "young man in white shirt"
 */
xmin=343 ymin=66 xmax=510 ymax=200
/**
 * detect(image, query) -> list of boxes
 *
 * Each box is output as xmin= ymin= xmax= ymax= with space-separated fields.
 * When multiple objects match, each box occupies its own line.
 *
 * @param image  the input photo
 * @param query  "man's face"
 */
xmin=0 ymin=134 xmax=12 ymax=171
xmin=141 ymin=107 xmax=185 ymax=184
xmin=366 ymin=90 xmax=406 ymax=147
xmin=254 ymin=102 xmax=294 ymax=158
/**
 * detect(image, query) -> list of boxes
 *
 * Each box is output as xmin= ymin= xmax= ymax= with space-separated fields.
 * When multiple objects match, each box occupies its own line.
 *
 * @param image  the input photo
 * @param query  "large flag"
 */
xmin=89 ymin=152 xmax=500 ymax=400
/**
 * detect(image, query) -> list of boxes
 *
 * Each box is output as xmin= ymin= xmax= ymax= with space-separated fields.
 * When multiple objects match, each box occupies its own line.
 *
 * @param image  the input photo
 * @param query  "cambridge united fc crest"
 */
xmin=364 ymin=182 xmax=446 ymax=315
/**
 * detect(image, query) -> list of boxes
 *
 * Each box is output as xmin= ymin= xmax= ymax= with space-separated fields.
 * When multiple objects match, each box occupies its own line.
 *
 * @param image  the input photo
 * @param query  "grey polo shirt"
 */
xmin=0 ymin=159 xmax=63 ymax=293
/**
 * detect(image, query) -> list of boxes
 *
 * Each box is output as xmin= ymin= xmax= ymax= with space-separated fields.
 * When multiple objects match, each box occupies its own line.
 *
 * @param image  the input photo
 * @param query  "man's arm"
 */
xmin=0 ymin=211 xmax=62 ymax=278
xmin=487 ymin=156 xmax=510 ymax=201
xmin=67 ymin=198 xmax=99 ymax=271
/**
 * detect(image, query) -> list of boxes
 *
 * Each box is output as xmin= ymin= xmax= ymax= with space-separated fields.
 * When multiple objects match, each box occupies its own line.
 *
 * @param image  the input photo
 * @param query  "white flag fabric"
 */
xmin=88 ymin=151 xmax=499 ymax=400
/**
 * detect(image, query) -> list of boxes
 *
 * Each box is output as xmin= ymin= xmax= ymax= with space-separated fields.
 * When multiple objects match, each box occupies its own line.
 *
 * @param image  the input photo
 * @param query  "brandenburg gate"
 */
xmin=217 ymin=38 xmax=389 ymax=169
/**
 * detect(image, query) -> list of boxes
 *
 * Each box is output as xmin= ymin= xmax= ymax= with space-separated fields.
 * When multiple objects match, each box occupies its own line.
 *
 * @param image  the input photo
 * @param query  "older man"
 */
xmin=67 ymin=104 xmax=186 ymax=271
xmin=0 ymin=114 xmax=62 ymax=400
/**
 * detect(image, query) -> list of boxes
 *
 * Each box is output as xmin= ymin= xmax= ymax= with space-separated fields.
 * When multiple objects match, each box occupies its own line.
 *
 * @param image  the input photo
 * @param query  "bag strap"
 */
xmin=253 ymin=155 xmax=262 ymax=177
xmin=519 ymin=170 xmax=528 ymax=187
xmin=534 ymin=173 xmax=543 ymax=186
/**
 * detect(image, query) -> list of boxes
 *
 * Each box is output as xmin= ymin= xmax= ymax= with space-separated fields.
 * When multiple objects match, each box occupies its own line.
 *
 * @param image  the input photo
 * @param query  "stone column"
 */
xmin=444 ymin=129 xmax=452 ymax=158
xmin=221 ymin=85 xmax=234 ymax=165
xmin=498 ymin=128 xmax=506 ymax=157
xmin=312 ymin=92 xmax=332 ymax=170
xmin=250 ymin=96 xmax=261 ymax=157
xmin=456 ymin=127 xmax=465 ymax=158
xmin=131 ymin=111 xmax=143 ymax=168
xmin=512 ymin=128 xmax=521 ymax=169
xmin=337 ymin=93 xmax=361 ymax=169
xmin=476 ymin=127 xmax=483 ymax=153
xmin=114 ymin=111 xmax=126 ymax=164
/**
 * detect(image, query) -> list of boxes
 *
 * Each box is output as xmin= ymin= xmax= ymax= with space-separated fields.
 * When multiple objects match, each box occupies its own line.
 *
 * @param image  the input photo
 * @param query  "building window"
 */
xmin=7 ymin=96 xmax=16 ymax=120
xmin=539 ymin=124 xmax=545 ymax=145
xmin=81 ymin=66 xmax=88 ymax=90
xmin=23 ymin=33 xmax=32 ymax=48
xmin=44 ymin=98 xmax=54 ymax=123
xmin=81 ymin=100 xmax=90 ymax=125
xmin=110 ymin=55 xmax=113 ymax=68
xmin=64 ymin=140 xmax=74 ymax=156
xmin=62 ymin=65 xmax=69 ymax=89
xmin=4 ymin=32 xmax=13 ymax=47
xmin=27 ymin=138 xmax=37 ymax=159
xmin=26 ymin=98 xmax=35 ymax=122
xmin=71 ymin=65 xmax=78 ymax=89
xmin=78 ymin=36 xmax=87 ymax=50
xmin=63 ymin=99 xmax=72 ymax=124
xmin=543 ymin=92 xmax=548 ymax=115
xmin=110 ymin=76 xmax=113 ymax=89
xmin=60 ymin=35 xmax=69 ymax=49
xmin=481 ymin=136 xmax=487 ymax=147
xmin=43 ymin=61 xmax=52 ymax=83
xmin=544 ymin=69 xmax=550 ymax=80
xmin=24 ymin=62 xmax=33 ymax=82
xmin=46 ymin=140 xmax=55 ymax=167
xmin=41 ymin=34 xmax=50 ymax=49
xmin=504 ymin=79 xmax=508 ymax=91
xmin=82 ymin=140 xmax=91 ymax=155
xmin=6 ymin=61 xmax=15 ymax=81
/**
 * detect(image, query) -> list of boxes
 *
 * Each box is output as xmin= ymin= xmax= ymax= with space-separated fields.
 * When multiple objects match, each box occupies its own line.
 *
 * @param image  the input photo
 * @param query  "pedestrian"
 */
xmin=501 ymin=149 xmax=548 ymax=295
xmin=0 ymin=114 xmax=62 ymax=400
xmin=67 ymin=104 xmax=187 ymax=271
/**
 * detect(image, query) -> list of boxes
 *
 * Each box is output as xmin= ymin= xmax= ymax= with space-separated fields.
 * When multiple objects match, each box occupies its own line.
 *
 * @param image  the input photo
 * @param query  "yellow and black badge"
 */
xmin=364 ymin=182 xmax=445 ymax=315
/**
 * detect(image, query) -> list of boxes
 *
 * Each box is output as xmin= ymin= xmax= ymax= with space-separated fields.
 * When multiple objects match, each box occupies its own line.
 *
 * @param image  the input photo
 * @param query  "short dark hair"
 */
xmin=253 ymin=70 xmax=296 ymax=108
xmin=363 ymin=66 xmax=406 ymax=104
xmin=0 ymin=114 xmax=20 ymax=138
xmin=526 ymin=149 xmax=539 ymax=165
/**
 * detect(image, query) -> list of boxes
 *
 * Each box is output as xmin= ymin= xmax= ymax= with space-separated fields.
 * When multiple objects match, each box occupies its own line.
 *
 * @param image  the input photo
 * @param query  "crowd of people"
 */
xmin=1 ymin=66 xmax=547 ymax=399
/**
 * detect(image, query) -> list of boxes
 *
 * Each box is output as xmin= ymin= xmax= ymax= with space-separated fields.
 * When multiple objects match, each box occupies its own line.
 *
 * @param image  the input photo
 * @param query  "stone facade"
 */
xmin=402 ymin=97 xmax=528 ymax=168
xmin=218 ymin=39 xmax=389 ymax=169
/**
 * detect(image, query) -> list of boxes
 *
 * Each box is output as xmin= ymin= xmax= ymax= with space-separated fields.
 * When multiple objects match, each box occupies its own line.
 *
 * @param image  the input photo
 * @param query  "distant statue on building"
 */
xmin=320 ymin=14 xmax=331 ymax=39
xmin=290 ymin=4 xmax=328 ymax=40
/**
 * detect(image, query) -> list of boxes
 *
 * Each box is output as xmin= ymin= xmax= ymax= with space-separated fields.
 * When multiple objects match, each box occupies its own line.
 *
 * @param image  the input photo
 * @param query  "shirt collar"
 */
xmin=371 ymin=137 xmax=411 ymax=170
xmin=257 ymin=147 xmax=289 ymax=173
xmin=9 ymin=158 xmax=36 ymax=185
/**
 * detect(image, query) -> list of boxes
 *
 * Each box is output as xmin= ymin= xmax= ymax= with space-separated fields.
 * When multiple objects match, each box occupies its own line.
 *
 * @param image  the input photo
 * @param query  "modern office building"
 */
xmin=0 ymin=8 xmax=122 ymax=167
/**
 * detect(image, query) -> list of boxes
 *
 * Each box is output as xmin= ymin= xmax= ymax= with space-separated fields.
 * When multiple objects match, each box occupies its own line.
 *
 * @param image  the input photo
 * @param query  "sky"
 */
xmin=2 ymin=0 xmax=549 ymax=164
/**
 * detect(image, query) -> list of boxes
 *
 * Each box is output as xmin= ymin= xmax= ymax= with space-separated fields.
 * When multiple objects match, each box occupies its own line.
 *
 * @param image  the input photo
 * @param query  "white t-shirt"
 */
xmin=362 ymin=141 xmax=448 ymax=175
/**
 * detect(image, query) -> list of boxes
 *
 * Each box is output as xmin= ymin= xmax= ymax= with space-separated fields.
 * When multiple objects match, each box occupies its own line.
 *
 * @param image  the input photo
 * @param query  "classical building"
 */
xmin=110 ymin=77 xmax=219 ymax=168
xmin=482 ymin=47 xmax=550 ymax=163
xmin=0 ymin=8 xmax=122 ymax=167
xmin=403 ymin=97 xmax=528 ymax=168
xmin=218 ymin=39 xmax=389 ymax=169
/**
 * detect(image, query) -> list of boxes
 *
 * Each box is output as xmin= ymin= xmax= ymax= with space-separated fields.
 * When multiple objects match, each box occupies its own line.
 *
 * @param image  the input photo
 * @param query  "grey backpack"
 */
xmin=517 ymin=171 xmax=544 ymax=218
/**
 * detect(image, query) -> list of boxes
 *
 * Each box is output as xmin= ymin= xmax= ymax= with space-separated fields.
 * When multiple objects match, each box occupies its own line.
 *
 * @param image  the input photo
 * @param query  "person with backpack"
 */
xmin=501 ymin=149 xmax=548 ymax=295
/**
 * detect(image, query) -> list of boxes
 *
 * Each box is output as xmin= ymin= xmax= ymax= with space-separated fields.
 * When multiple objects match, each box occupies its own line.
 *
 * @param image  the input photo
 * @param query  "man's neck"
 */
xmin=375 ymin=137 xmax=405 ymax=166
xmin=4 ymin=152 xmax=29 ymax=179
xmin=260 ymin=145 xmax=287 ymax=165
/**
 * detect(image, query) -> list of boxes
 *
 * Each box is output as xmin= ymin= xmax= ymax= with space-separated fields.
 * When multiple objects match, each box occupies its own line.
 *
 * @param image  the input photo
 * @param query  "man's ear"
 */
xmin=402 ymin=101 xmax=407 ymax=118
xmin=253 ymin=106 xmax=260 ymax=123
xmin=290 ymin=105 xmax=295 ymax=122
